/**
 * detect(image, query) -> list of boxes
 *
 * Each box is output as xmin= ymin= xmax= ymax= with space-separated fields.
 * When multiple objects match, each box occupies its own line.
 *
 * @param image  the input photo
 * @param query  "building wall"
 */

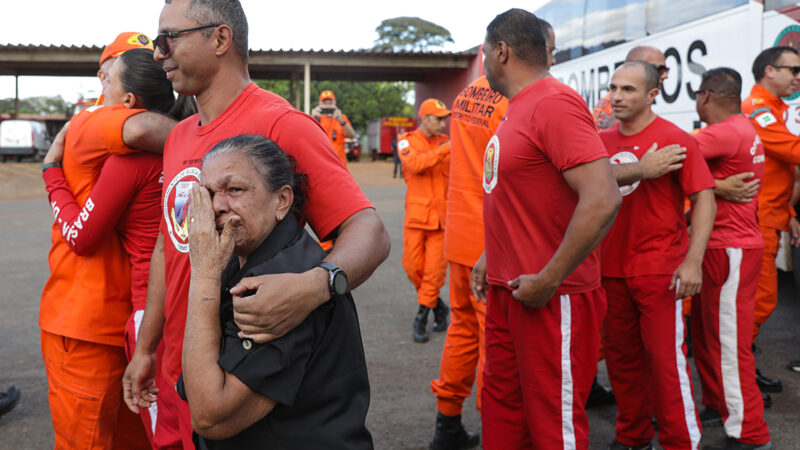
xmin=413 ymin=47 xmax=484 ymax=135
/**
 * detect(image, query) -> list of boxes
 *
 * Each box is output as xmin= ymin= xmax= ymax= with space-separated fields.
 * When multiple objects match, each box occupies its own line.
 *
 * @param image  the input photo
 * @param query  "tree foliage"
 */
xmin=373 ymin=17 xmax=454 ymax=52
xmin=254 ymin=79 xmax=413 ymax=132
xmin=0 ymin=96 xmax=69 ymax=115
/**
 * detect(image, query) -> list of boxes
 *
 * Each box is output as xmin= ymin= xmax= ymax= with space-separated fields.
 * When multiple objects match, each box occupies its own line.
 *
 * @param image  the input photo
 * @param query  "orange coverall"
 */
xmin=398 ymin=128 xmax=450 ymax=309
xmin=40 ymin=105 xmax=149 ymax=449
xmin=430 ymin=76 xmax=507 ymax=416
xmin=742 ymin=84 xmax=799 ymax=341
xmin=319 ymin=114 xmax=352 ymax=167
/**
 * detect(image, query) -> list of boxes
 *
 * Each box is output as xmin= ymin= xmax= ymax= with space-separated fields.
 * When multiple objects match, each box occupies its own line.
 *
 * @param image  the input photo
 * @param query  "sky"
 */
xmin=0 ymin=0 xmax=547 ymax=104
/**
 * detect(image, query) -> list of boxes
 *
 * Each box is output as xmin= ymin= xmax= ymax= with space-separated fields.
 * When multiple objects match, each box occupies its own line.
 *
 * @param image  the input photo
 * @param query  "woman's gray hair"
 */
xmin=203 ymin=135 xmax=306 ymax=212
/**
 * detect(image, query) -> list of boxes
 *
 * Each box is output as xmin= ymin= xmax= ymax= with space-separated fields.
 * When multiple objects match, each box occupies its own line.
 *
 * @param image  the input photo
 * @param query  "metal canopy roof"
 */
xmin=0 ymin=44 xmax=480 ymax=81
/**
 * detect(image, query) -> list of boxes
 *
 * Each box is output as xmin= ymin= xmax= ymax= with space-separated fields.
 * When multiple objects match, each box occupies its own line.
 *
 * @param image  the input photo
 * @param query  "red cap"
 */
xmin=320 ymin=90 xmax=335 ymax=101
xmin=419 ymin=98 xmax=450 ymax=117
xmin=99 ymin=32 xmax=154 ymax=67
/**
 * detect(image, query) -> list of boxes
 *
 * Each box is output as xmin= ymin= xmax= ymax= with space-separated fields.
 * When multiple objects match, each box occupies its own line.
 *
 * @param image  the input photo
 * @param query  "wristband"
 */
xmin=42 ymin=162 xmax=62 ymax=172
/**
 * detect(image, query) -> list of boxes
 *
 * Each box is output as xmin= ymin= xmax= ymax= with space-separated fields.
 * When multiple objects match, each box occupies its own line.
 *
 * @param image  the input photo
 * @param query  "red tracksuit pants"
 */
xmin=431 ymin=261 xmax=486 ymax=415
xmin=692 ymin=248 xmax=770 ymax=445
xmin=124 ymin=310 xmax=184 ymax=450
xmin=603 ymin=275 xmax=702 ymax=450
xmin=482 ymin=285 xmax=604 ymax=449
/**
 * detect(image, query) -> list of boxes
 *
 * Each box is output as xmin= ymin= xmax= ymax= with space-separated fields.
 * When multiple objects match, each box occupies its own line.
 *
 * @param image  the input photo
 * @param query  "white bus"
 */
xmin=536 ymin=0 xmax=800 ymax=132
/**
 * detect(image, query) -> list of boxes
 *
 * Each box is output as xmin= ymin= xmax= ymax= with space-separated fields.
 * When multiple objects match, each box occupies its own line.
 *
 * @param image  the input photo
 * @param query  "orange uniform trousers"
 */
xmin=402 ymin=227 xmax=446 ymax=308
xmin=41 ymin=330 xmax=149 ymax=450
xmin=431 ymin=262 xmax=486 ymax=415
xmin=753 ymin=226 xmax=780 ymax=341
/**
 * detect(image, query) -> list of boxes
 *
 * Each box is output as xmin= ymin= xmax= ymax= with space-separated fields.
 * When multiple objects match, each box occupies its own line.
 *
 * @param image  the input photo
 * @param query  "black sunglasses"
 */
xmin=771 ymin=64 xmax=800 ymax=76
xmin=154 ymin=24 xmax=220 ymax=56
xmin=653 ymin=64 xmax=669 ymax=75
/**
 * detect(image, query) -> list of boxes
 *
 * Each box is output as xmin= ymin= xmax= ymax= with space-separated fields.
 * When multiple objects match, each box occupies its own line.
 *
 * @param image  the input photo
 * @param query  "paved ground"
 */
xmin=0 ymin=160 xmax=798 ymax=449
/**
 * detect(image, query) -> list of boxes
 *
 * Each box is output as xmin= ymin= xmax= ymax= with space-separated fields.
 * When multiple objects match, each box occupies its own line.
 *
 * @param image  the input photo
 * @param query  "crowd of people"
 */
xmin=16 ymin=1 xmax=799 ymax=449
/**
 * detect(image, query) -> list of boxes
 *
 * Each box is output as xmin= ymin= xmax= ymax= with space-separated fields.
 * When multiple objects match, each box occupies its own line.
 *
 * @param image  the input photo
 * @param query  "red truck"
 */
xmin=366 ymin=117 xmax=416 ymax=160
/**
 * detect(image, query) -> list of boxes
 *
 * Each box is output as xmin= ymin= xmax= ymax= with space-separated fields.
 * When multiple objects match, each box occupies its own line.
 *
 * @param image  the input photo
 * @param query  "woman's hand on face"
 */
xmin=188 ymin=182 xmax=241 ymax=279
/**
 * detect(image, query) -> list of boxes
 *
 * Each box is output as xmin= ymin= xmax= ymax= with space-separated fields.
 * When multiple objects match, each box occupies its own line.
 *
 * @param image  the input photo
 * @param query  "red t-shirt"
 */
xmin=44 ymin=152 xmax=162 ymax=311
xmin=160 ymin=83 xmax=373 ymax=384
xmin=695 ymin=115 xmax=765 ymax=249
xmin=482 ymin=77 xmax=608 ymax=294
xmin=599 ymin=117 xmax=715 ymax=278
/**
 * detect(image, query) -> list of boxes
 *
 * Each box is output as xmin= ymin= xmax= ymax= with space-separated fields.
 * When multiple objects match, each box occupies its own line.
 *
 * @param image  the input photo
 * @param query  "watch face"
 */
xmin=333 ymin=272 xmax=348 ymax=295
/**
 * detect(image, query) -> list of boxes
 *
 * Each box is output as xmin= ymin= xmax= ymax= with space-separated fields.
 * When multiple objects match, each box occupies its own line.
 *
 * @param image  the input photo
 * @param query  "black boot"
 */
xmin=433 ymin=297 xmax=450 ymax=332
xmin=0 ymin=385 xmax=21 ymax=417
xmin=429 ymin=413 xmax=480 ymax=450
xmin=586 ymin=376 xmax=616 ymax=408
xmin=755 ymin=368 xmax=782 ymax=393
xmin=702 ymin=437 xmax=774 ymax=450
xmin=761 ymin=391 xmax=772 ymax=409
xmin=699 ymin=407 xmax=722 ymax=427
xmin=414 ymin=305 xmax=430 ymax=343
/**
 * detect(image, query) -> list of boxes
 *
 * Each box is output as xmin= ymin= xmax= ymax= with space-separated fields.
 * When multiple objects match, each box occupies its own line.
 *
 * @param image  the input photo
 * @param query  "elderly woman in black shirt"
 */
xmin=181 ymin=134 xmax=372 ymax=449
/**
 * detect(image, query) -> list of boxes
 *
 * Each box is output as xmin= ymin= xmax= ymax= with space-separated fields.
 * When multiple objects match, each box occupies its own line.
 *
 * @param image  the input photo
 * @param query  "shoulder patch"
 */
xmin=748 ymin=107 xmax=772 ymax=119
xmin=754 ymin=112 xmax=778 ymax=128
xmin=398 ymin=139 xmax=409 ymax=151
xmin=752 ymin=98 xmax=765 ymax=105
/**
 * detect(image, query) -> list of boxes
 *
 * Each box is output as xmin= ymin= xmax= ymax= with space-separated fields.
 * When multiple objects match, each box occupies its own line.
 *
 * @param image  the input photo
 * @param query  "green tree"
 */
xmin=373 ymin=17 xmax=454 ymax=52
xmin=254 ymin=80 xmax=412 ymax=132
xmin=0 ymin=95 xmax=69 ymax=115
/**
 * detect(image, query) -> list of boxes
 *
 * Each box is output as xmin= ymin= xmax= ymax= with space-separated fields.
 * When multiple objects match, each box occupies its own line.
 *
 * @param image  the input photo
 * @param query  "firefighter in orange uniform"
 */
xmin=742 ymin=46 xmax=800 ymax=394
xmin=399 ymin=98 xmax=452 ymax=344
xmin=427 ymin=76 xmax=507 ymax=449
xmin=311 ymin=90 xmax=355 ymax=167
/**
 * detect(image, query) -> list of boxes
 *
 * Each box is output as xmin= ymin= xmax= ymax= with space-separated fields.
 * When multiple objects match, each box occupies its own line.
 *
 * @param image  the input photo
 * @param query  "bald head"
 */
xmin=625 ymin=45 xmax=667 ymax=86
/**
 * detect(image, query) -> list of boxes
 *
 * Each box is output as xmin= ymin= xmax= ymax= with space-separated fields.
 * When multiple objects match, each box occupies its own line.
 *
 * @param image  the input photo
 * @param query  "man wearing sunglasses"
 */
xmin=741 ymin=46 xmax=800 ymax=401
xmin=123 ymin=0 xmax=390 ymax=447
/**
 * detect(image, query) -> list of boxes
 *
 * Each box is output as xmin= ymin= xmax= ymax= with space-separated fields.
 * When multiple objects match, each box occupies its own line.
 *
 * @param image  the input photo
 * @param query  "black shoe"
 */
xmin=608 ymin=439 xmax=653 ymax=450
xmin=433 ymin=297 xmax=450 ymax=332
xmin=702 ymin=437 xmax=774 ymax=450
xmin=761 ymin=391 xmax=772 ymax=409
xmin=699 ymin=407 xmax=722 ymax=427
xmin=0 ymin=385 xmax=21 ymax=418
xmin=414 ymin=305 xmax=430 ymax=343
xmin=586 ymin=377 xmax=616 ymax=408
xmin=788 ymin=360 xmax=800 ymax=373
xmin=429 ymin=413 xmax=480 ymax=450
xmin=755 ymin=368 xmax=782 ymax=393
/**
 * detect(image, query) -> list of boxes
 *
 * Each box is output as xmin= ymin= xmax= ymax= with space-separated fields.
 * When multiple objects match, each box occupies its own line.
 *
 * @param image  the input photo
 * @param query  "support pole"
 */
xmin=303 ymin=62 xmax=310 ymax=114
xmin=14 ymin=75 xmax=20 ymax=118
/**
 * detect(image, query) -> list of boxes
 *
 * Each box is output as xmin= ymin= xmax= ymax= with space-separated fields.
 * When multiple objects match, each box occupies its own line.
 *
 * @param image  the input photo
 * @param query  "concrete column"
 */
xmin=303 ymin=62 xmax=310 ymax=114
xmin=14 ymin=75 xmax=19 ymax=118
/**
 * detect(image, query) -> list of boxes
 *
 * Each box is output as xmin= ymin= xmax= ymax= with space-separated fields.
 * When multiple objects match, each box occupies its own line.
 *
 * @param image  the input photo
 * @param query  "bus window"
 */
xmin=536 ymin=0 xmax=587 ymax=64
xmin=583 ymin=0 xmax=647 ymax=55
xmin=646 ymin=0 xmax=747 ymax=34
xmin=766 ymin=0 xmax=799 ymax=11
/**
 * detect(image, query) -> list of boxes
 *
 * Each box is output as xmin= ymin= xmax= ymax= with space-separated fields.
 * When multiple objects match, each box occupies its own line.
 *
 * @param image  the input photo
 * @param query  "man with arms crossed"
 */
xmin=600 ymin=61 xmax=716 ymax=450
xmin=692 ymin=67 xmax=773 ymax=450
xmin=473 ymin=9 xmax=621 ymax=449
xmin=741 ymin=47 xmax=800 ymax=395
xmin=123 ymin=1 xmax=390 ymax=446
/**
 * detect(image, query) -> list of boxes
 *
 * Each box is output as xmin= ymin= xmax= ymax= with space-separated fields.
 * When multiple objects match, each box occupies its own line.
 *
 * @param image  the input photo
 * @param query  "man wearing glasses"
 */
xmin=692 ymin=67 xmax=773 ymax=450
xmin=741 ymin=46 xmax=800 ymax=399
xmin=123 ymin=1 xmax=389 ymax=447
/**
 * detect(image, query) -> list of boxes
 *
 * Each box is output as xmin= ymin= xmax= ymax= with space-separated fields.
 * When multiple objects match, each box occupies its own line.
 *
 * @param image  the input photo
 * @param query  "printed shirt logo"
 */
xmin=483 ymin=135 xmax=500 ymax=193
xmin=610 ymin=151 xmax=640 ymax=197
xmin=755 ymin=113 xmax=777 ymax=128
xmin=164 ymin=166 xmax=201 ymax=253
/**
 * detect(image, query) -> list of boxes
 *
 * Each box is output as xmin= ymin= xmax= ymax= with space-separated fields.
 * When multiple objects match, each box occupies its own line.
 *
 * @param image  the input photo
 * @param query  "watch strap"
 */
xmin=42 ymin=162 xmax=62 ymax=172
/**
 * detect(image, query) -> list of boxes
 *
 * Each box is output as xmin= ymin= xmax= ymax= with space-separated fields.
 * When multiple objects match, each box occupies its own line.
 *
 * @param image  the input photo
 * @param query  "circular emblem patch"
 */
xmin=164 ymin=166 xmax=202 ymax=253
xmin=483 ymin=135 xmax=500 ymax=193
xmin=609 ymin=151 xmax=640 ymax=197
